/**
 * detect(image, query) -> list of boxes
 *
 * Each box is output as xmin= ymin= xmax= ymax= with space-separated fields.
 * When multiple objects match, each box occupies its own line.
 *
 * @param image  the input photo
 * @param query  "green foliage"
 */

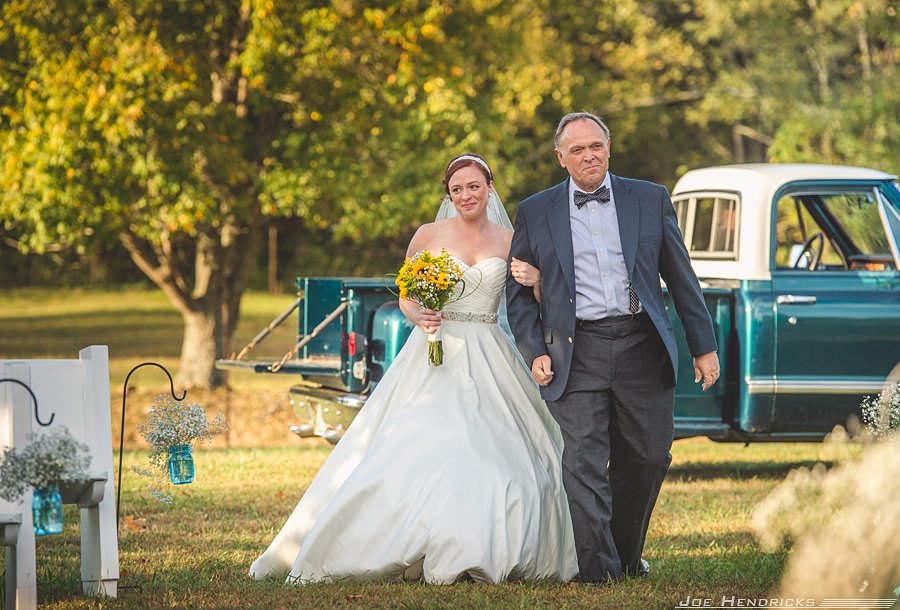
xmin=534 ymin=1 xmax=728 ymax=181
xmin=690 ymin=0 xmax=898 ymax=168
xmin=254 ymin=1 xmax=565 ymax=239
xmin=0 ymin=1 xmax=563 ymax=383
xmin=2 ymin=0 xmax=894 ymax=254
xmin=0 ymin=0 xmax=563 ymax=248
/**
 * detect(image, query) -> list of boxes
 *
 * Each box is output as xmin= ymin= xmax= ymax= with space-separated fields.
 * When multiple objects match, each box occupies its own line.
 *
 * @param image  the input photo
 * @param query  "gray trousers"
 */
xmin=547 ymin=312 xmax=674 ymax=583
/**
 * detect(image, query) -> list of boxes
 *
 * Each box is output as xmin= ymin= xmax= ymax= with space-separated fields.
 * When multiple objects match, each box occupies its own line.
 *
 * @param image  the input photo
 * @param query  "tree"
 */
xmin=0 ymin=0 xmax=560 ymax=387
xmin=688 ymin=0 xmax=898 ymax=169
xmin=509 ymin=0 xmax=730 ymax=188
xmin=521 ymin=0 xmax=896 ymax=181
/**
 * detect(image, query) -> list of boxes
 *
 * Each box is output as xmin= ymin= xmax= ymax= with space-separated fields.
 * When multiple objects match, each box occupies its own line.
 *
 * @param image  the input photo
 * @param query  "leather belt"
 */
xmin=576 ymin=312 xmax=647 ymax=329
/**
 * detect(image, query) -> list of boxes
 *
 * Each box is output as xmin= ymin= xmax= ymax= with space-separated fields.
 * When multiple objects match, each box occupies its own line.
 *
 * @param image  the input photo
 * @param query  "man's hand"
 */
xmin=693 ymin=351 xmax=720 ymax=391
xmin=531 ymin=355 xmax=554 ymax=386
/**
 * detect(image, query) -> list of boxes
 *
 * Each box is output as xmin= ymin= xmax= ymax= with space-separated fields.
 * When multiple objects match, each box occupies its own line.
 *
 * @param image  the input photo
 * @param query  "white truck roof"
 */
xmin=674 ymin=163 xmax=895 ymax=193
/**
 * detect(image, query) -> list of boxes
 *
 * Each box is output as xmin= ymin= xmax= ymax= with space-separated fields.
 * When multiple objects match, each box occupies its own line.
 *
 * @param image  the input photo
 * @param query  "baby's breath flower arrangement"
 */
xmin=132 ymin=394 xmax=228 ymax=504
xmin=0 ymin=426 xmax=91 ymax=502
xmin=860 ymin=381 xmax=900 ymax=441
xmin=395 ymin=248 xmax=464 ymax=365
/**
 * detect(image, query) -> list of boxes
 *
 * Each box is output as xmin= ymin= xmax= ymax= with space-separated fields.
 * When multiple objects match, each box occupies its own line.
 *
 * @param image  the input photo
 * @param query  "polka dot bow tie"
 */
xmin=573 ymin=185 xmax=610 ymax=208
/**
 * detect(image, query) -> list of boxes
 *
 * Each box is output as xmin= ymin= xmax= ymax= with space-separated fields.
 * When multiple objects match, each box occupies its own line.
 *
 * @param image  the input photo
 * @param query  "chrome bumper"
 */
xmin=288 ymin=386 xmax=367 ymax=445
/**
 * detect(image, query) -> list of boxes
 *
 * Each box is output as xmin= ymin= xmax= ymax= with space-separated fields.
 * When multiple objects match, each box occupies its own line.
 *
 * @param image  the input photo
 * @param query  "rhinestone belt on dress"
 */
xmin=443 ymin=311 xmax=498 ymax=324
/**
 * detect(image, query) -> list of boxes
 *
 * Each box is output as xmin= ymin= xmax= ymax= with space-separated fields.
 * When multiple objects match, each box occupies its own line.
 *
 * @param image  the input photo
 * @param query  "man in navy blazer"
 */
xmin=507 ymin=112 xmax=719 ymax=583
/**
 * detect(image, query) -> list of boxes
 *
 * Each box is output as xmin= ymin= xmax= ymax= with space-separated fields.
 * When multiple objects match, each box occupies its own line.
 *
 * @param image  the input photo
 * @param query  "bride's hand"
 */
xmin=510 ymin=257 xmax=540 ymax=287
xmin=416 ymin=305 xmax=443 ymax=335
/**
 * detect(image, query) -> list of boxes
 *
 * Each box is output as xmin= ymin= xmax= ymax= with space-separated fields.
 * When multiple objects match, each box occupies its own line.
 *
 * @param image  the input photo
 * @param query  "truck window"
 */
xmin=673 ymin=193 xmax=739 ymax=260
xmin=675 ymin=199 xmax=688 ymax=232
xmin=774 ymin=190 xmax=896 ymax=271
xmin=826 ymin=192 xmax=894 ymax=269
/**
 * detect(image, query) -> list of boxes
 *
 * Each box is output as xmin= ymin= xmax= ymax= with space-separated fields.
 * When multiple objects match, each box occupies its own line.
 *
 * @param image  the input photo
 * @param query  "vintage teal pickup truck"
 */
xmin=669 ymin=163 xmax=899 ymax=440
xmin=218 ymin=164 xmax=900 ymax=443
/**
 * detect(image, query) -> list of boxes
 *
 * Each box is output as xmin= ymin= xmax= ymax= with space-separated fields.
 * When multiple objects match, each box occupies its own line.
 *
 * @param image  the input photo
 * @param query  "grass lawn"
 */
xmin=0 ymin=287 xmax=858 ymax=608
xmin=0 ymin=286 xmax=305 ymax=449
xmin=24 ymin=441 xmax=851 ymax=609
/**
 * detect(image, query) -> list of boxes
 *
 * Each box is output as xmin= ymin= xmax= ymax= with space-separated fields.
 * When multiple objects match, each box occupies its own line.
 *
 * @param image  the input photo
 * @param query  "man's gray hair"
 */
xmin=554 ymin=112 xmax=611 ymax=148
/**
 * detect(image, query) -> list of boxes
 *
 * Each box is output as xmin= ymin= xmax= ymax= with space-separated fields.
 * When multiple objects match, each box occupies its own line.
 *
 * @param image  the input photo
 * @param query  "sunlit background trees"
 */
xmin=1 ymin=0 xmax=896 ymax=386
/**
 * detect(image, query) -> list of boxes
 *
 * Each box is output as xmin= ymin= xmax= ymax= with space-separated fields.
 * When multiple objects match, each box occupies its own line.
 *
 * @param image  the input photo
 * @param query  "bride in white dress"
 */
xmin=249 ymin=153 xmax=578 ymax=584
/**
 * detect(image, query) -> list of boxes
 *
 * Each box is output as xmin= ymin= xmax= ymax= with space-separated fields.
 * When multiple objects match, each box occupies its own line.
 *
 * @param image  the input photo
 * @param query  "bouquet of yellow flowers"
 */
xmin=395 ymin=248 xmax=464 ymax=365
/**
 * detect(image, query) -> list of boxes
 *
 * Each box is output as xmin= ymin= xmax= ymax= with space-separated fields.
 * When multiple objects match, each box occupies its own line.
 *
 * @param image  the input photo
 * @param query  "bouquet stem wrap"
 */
xmin=427 ymin=327 xmax=443 ymax=366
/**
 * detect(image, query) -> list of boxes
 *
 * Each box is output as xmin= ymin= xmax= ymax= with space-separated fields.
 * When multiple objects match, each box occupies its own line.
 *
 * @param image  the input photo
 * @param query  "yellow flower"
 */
xmin=392 ymin=248 xmax=463 ymax=309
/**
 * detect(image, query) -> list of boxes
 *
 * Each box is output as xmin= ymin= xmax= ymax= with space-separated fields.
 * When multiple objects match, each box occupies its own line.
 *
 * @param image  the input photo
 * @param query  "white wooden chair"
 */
xmin=0 ymin=512 xmax=24 ymax=609
xmin=0 ymin=346 xmax=119 ymax=608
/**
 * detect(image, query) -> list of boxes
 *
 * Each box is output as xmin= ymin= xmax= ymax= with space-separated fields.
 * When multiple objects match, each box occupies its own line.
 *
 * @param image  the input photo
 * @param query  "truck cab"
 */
xmin=670 ymin=164 xmax=900 ymax=440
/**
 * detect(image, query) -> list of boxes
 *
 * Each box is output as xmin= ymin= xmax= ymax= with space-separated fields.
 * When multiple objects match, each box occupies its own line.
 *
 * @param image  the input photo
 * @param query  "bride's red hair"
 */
xmin=442 ymin=153 xmax=493 ymax=195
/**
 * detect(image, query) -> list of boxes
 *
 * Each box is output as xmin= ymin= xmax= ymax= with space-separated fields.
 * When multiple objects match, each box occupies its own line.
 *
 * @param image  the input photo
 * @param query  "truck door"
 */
xmin=671 ymin=192 xmax=739 ymax=439
xmin=770 ymin=182 xmax=900 ymax=435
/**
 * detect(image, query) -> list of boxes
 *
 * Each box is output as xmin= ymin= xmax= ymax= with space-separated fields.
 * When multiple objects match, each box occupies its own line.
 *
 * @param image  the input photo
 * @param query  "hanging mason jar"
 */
xmin=32 ymin=483 xmax=63 ymax=536
xmin=168 ymin=444 xmax=194 ymax=485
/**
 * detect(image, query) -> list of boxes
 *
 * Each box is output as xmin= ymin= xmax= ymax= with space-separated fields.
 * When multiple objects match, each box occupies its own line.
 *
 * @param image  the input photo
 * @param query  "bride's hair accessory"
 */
xmin=435 ymin=153 xmax=513 ymax=230
xmin=442 ymin=153 xmax=493 ymax=189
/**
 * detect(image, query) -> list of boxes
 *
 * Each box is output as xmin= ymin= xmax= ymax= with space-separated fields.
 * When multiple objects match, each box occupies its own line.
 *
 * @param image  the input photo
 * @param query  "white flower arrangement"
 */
xmin=860 ymin=381 xmax=900 ymax=441
xmin=132 ymin=394 xmax=228 ymax=504
xmin=0 ymin=426 xmax=92 ymax=502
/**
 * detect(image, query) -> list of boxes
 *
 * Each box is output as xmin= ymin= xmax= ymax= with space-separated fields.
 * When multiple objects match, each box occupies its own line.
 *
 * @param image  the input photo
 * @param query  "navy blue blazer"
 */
xmin=506 ymin=174 xmax=718 ymax=402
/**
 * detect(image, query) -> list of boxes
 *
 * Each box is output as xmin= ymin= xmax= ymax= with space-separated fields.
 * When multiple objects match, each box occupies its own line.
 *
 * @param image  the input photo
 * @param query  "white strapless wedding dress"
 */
xmin=249 ymin=257 xmax=578 ymax=584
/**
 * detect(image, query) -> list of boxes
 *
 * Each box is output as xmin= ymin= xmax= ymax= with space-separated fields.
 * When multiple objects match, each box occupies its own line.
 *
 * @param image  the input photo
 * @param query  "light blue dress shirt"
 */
xmin=568 ymin=174 xmax=638 ymax=320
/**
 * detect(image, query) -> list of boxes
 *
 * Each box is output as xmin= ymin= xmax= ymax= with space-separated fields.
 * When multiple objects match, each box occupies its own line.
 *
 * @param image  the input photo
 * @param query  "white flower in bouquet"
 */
xmin=860 ymin=381 xmax=900 ymax=441
xmin=132 ymin=394 xmax=228 ymax=504
xmin=0 ymin=426 xmax=91 ymax=502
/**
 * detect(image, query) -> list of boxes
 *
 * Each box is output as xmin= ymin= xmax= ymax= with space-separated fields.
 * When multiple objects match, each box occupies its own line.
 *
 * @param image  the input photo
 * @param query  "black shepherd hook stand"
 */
xmin=116 ymin=362 xmax=186 ymax=526
xmin=0 ymin=377 xmax=55 ymax=427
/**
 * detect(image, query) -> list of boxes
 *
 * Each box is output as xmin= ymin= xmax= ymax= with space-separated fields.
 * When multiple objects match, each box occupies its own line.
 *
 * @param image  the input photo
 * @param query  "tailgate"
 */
xmin=215 ymin=356 xmax=341 ymax=376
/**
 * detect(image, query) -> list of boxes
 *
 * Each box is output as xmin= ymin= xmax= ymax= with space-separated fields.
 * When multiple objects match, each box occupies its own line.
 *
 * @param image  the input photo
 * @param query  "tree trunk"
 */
xmin=120 ymin=204 xmax=264 ymax=390
xmin=177 ymin=307 xmax=224 ymax=388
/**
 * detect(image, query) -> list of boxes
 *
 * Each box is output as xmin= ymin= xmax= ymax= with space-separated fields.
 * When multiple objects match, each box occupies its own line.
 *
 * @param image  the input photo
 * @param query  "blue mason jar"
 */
xmin=168 ymin=444 xmax=195 ymax=485
xmin=33 ymin=483 xmax=63 ymax=536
